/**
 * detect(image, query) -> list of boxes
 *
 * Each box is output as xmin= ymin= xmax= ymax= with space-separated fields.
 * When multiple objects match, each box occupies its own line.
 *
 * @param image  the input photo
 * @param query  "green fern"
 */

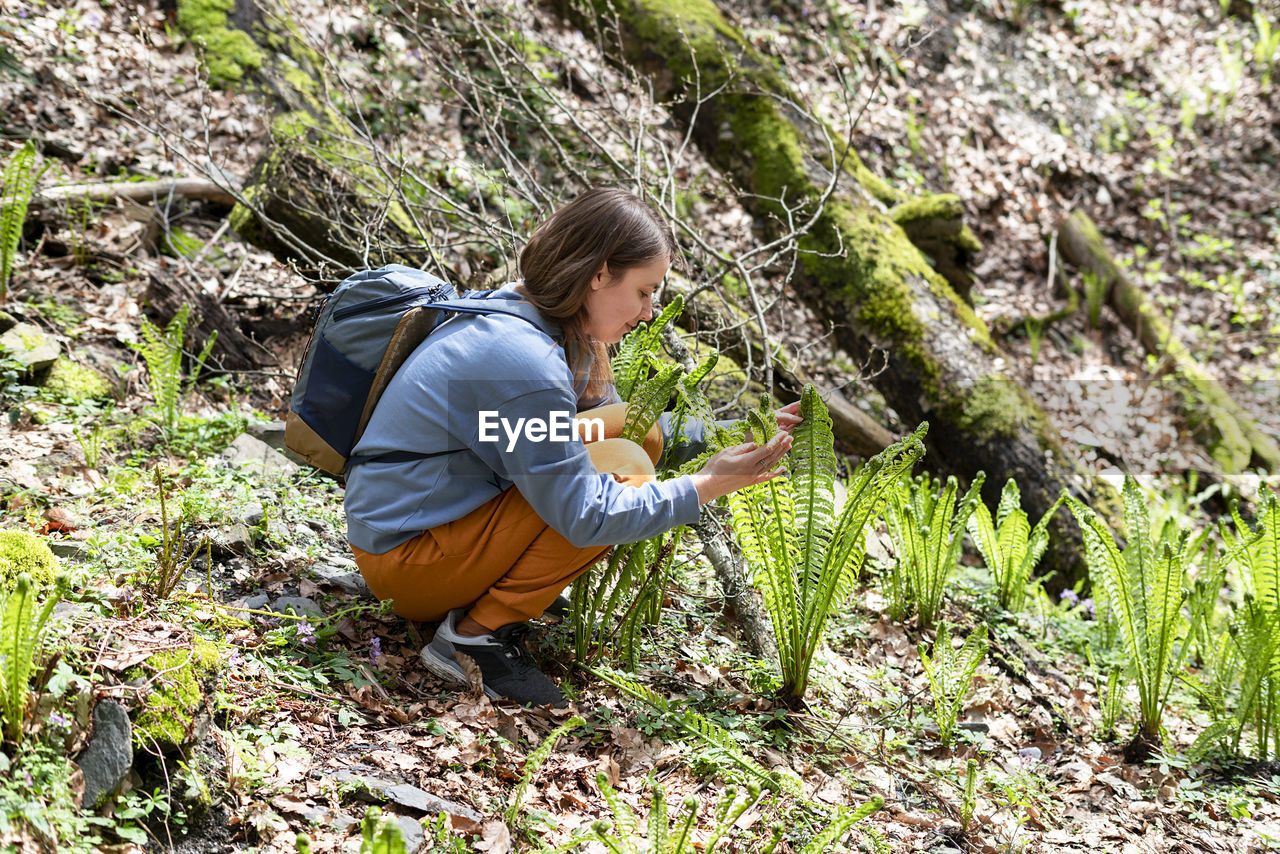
xmin=613 ymin=294 xmax=683 ymax=402
xmin=726 ymin=389 xmax=927 ymax=700
xmin=0 ymin=573 xmax=68 ymax=744
xmin=918 ymin=623 xmax=989 ymax=744
xmin=884 ymin=472 xmax=986 ymax=629
xmin=0 ymin=140 xmax=48 ymax=300
xmin=552 ymin=773 xmax=879 ymax=854
xmin=1065 ymin=477 xmax=1192 ymax=739
xmin=133 ymin=305 xmax=218 ymax=441
xmin=967 ymin=478 xmax=1063 ymax=612
xmin=620 ymin=362 xmax=682 ymax=444
xmin=588 ymin=666 xmax=799 ymax=795
xmin=505 ymin=716 xmax=585 ymax=824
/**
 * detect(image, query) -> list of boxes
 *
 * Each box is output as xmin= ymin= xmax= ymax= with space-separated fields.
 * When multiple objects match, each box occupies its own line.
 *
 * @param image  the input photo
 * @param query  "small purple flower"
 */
xmin=369 ymin=637 xmax=382 ymax=664
xmin=1060 ymin=589 xmax=1080 ymax=607
xmin=227 ymin=650 xmax=244 ymax=666
xmin=1082 ymin=598 xmax=1096 ymax=619
xmin=49 ymin=713 xmax=69 ymax=727
xmin=18 ymin=7 xmax=28 ymax=19
xmin=296 ymin=619 xmax=316 ymax=646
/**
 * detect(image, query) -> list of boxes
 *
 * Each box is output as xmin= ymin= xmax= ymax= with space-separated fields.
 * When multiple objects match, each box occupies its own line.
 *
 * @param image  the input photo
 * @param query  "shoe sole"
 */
xmin=419 ymin=645 xmax=500 ymax=699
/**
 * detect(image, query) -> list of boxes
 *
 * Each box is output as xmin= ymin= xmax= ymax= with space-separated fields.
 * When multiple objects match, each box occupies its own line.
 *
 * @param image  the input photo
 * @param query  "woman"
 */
xmin=345 ymin=188 xmax=799 ymax=707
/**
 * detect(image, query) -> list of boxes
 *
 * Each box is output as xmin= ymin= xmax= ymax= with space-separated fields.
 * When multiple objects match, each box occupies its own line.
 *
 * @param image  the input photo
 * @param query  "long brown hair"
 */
xmin=519 ymin=188 xmax=677 ymax=400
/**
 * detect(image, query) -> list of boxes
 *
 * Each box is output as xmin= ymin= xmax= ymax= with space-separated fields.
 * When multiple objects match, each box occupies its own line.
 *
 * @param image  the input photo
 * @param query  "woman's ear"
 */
xmin=591 ymin=262 xmax=609 ymax=291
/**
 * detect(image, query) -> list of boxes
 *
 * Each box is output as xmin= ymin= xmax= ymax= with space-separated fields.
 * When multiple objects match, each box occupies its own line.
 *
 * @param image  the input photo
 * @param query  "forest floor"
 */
xmin=1 ymin=0 xmax=1279 ymax=852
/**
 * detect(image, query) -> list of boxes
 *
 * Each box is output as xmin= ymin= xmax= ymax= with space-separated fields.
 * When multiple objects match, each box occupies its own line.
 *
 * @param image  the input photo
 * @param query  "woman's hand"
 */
xmin=689 ymin=430 xmax=793 ymax=505
xmin=774 ymin=401 xmax=803 ymax=434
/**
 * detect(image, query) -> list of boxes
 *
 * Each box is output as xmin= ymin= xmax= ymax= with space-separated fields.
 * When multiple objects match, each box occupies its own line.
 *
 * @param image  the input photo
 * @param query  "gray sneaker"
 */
xmin=420 ymin=609 xmax=567 ymax=708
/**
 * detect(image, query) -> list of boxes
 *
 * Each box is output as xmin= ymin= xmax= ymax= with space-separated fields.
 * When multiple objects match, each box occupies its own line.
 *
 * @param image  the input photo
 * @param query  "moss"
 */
xmin=891 ymin=193 xmax=966 ymax=226
xmin=42 ymin=357 xmax=113 ymax=403
xmin=176 ymin=0 xmax=264 ymax=86
xmin=128 ymin=638 xmax=222 ymax=753
xmin=947 ymin=376 xmax=1041 ymax=442
xmin=0 ymin=530 xmax=58 ymax=594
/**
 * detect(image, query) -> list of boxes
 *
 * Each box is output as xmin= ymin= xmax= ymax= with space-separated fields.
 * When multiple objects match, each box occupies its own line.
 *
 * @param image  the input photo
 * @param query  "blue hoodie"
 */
xmin=344 ymin=284 xmax=704 ymax=554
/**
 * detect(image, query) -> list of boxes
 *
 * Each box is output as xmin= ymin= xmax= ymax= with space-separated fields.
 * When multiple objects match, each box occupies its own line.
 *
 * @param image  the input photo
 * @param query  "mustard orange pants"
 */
xmin=350 ymin=404 xmax=662 ymax=630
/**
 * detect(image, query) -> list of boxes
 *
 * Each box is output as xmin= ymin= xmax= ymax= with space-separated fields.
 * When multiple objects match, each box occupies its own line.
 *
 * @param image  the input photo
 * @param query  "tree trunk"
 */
xmin=1059 ymin=209 xmax=1280 ymax=473
xmin=554 ymin=0 xmax=1108 ymax=587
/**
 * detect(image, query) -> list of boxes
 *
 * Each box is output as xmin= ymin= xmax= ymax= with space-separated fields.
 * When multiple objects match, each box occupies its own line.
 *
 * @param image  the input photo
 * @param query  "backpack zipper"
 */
xmin=331 ymin=285 xmax=451 ymax=321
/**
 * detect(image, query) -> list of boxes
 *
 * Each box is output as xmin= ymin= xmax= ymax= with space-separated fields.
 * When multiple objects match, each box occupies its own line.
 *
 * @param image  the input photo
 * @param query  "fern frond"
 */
xmin=613 ymin=295 xmax=683 ymax=401
xmin=504 ymin=715 xmax=584 ymax=824
xmin=798 ymin=798 xmax=883 ymax=854
xmin=621 ymin=363 xmax=682 ymax=444
xmin=0 ymin=140 xmax=47 ymax=298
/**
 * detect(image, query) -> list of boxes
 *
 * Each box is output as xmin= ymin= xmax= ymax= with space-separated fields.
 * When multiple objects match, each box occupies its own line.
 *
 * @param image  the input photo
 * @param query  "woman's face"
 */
xmin=582 ymin=256 xmax=668 ymax=344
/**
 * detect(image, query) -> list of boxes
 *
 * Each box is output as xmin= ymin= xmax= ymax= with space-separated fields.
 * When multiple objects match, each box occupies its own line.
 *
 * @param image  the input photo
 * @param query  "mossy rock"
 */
xmin=126 ymin=638 xmax=222 ymax=754
xmin=0 ymin=529 xmax=58 ymax=594
xmin=41 ymin=357 xmax=114 ymax=404
xmin=176 ymin=0 xmax=264 ymax=87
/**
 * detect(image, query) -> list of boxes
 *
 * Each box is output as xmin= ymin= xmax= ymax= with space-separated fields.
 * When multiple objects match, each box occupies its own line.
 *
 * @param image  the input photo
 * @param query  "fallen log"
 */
xmin=34 ymin=178 xmax=239 ymax=209
xmin=1058 ymin=209 xmax=1280 ymax=472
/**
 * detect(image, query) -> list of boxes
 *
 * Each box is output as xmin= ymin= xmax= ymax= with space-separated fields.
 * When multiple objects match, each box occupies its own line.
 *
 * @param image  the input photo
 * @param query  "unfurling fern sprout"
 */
xmin=1064 ymin=477 xmax=1194 ymax=741
xmin=967 ymin=478 xmax=1064 ymax=612
xmin=132 ymin=304 xmax=218 ymax=442
xmin=884 ymin=472 xmax=986 ymax=629
xmin=0 ymin=140 xmax=49 ymax=301
xmin=918 ymin=622 xmax=989 ymax=745
xmin=1219 ymin=490 xmax=1280 ymax=758
xmin=726 ymin=387 xmax=927 ymax=702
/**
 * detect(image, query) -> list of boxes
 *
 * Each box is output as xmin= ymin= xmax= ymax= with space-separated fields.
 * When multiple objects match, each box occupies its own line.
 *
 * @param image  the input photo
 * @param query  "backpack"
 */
xmin=284 ymin=264 xmax=533 ymax=476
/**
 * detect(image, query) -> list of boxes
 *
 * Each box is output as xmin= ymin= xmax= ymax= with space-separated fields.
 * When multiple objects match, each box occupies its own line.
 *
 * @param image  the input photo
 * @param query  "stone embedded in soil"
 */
xmin=208 ymin=523 xmax=255 ymax=556
xmin=219 ymin=433 xmax=300 ymax=477
xmin=241 ymin=593 xmax=270 ymax=610
xmin=325 ymin=770 xmax=481 ymax=824
xmin=0 ymin=322 xmax=59 ymax=372
xmin=75 ymin=700 xmax=133 ymax=810
xmin=309 ymin=563 xmax=373 ymax=599
xmin=393 ymin=814 xmax=425 ymax=853
xmin=48 ymin=540 xmax=91 ymax=560
xmin=241 ymin=503 xmax=266 ymax=527
xmin=272 ymin=596 xmax=323 ymax=618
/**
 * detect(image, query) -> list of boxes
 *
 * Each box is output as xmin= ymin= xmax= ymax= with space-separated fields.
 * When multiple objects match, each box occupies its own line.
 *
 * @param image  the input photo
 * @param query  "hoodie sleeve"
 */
xmin=459 ymin=356 xmax=702 ymax=549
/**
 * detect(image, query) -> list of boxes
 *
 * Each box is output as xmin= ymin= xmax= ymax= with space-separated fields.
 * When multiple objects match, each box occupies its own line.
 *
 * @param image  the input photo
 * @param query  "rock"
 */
xmin=310 ymin=563 xmax=373 ymax=599
xmin=384 ymin=783 xmax=481 ymax=823
xmin=76 ymin=701 xmax=133 ymax=810
xmin=207 ymin=523 xmax=254 ymax=556
xmin=272 ymin=596 xmax=323 ymax=618
xmin=394 ymin=814 xmax=425 ymax=853
xmin=246 ymin=419 xmax=309 ymax=466
xmin=51 ymin=601 xmax=90 ymax=625
xmin=48 ymin=539 xmax=91 ymax=561
xmin=958 ymin=721 xmax=989 ymax=734
xmin=0 ymin=322 xmax=59 ymax=372
xmin=1018 ymin=746 xmax=1042 ymax=762
xmin=219 ymin=434 xmax=300 ymax=477
xmin=324 ymin=771 xmax=482 ymax=825
xmin=242 ymin=594 xmax=270 ymax=610
xmin=241 ymin=503 xmax=266 ymax=528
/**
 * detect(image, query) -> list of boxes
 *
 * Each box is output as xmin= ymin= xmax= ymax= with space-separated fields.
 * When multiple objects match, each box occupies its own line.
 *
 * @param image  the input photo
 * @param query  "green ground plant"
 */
xmin=960 ymin=758 xmax=979 ymax=834
xmin=0 ymin=529 xmax=58 ymax=593
xmin=358 ymin=806 xmax=408 ymax=854
xmin=884 ymin=472 xmax=986 ymax=629
xmin=506 ymin=715 xmax=585 ymax=826
xmin=1065 ymin=478 xmax=1193 ymax=742
xmin=1219 ymin=490 xmax=1280 ymax=758
xmin=132 ymin=305 xmax=218 ymax=442
xmin=552 ymin=774 xmax=881 ymax=854
xmin=727 ymin=389 xmax=926 ymax=701
xmin=967 ymin=478 xmax=1064 ymax=612
xmin=1256 ymin=14 xmax=1280 ymax=90
xmin=0 ymin=573 xmax=68 ymax=744
xmin=0 ymin=140 xmax=48 ymax=300
xmin=573 ymin=295 xmax=722 ymax=667
xmin=918 ymin=622 xmax=989 ymax=744
xmin=590 ymin=666 xmax=798 ymax=795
